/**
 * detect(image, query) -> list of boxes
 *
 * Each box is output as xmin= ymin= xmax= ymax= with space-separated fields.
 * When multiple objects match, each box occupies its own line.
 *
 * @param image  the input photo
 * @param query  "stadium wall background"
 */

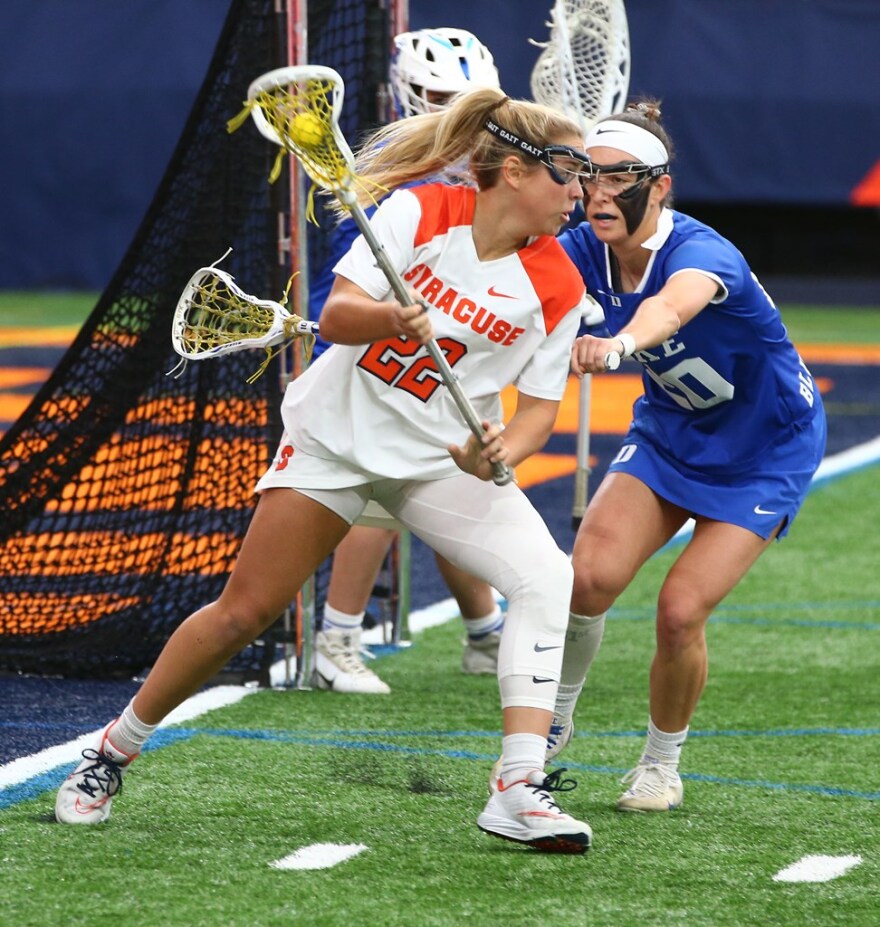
xmin=0 ymin=0 xmax=878 ymax=294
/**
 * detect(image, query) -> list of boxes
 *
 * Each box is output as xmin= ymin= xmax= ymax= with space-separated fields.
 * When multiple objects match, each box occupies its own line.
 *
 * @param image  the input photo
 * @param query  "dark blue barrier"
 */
xmin=1 ymin=1 xmax=878 ymax=288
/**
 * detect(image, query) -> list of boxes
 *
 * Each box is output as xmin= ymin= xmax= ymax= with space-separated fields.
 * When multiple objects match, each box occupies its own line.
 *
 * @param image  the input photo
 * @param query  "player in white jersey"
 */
xmin=55 ymin=88 xmax=596 ymax=853
xmin=309 ymin=29 xmax=504 ymax=695
xmin=543 ymin=101 xmax=827 ymax=813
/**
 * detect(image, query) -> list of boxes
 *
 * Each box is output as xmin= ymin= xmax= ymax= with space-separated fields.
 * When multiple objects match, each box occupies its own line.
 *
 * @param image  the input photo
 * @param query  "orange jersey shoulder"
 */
xmin=410 ymin=184 xmax=583 ymax=333
xmin=410 ymin=184 xmax=477 ymax=245
xmin=520 ymin=236 xmax=585 ymax=334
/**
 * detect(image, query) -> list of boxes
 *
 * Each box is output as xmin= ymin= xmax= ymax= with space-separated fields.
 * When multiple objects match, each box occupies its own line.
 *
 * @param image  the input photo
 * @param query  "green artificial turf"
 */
xmin=1 ymin=466 xmax=877 ymax=927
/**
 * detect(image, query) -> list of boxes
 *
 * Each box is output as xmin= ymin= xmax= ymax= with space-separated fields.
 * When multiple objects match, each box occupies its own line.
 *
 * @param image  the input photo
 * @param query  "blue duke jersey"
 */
xmin=560 ymin=209 xmax=824 ymax=477
xmin=307 ymin=212 xmax=361 ymax=358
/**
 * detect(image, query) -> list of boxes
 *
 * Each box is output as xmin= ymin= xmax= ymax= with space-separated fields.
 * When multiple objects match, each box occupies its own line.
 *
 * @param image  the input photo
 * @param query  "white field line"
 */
xmin=0 ymin=685 xmax=257 ymax=789
xmin=270 ymin=843 xmax=368 ymax=870
xmin=772 ymin=854 xmax=863 ymax=883
xmin=0 ymin=598 xmax=465 ymax=791
xmin=2 ymin=438 xmax=877 ymax=793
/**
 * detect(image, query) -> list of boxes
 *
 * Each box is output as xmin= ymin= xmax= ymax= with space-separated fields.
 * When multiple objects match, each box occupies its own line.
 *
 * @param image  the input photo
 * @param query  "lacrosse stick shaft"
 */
xmin=346 ymin=199 xmax=514 ymax=486
xmin=572 ymin=371 xmax=592 ymax=530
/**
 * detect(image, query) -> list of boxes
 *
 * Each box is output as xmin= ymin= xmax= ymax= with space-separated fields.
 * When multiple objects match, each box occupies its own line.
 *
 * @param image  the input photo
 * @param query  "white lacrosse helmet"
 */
xmin=390 ymin=28 xmax=500 ymax=118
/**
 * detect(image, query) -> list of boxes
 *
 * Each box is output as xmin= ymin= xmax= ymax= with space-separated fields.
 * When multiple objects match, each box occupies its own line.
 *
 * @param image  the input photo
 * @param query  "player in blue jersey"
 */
xmin=308 ymin=29 xmax=506 ymax=695
xmin=548 ymin=100 xmax=827 ymax=811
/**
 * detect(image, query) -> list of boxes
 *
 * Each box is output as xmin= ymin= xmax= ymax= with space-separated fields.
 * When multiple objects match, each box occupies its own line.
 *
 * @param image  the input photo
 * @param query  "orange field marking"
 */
xmin=0 ymin=326 xmax=81 ymax=348
xmin=0 ymin=367 xmax=51 ymax=388
xmin=0 ymin=593 xmax=145 ymax=634
xmin=503 ymin=371 xmax=836 ymax=489
xmin=797 ymin=344 xmax=880 ymax=364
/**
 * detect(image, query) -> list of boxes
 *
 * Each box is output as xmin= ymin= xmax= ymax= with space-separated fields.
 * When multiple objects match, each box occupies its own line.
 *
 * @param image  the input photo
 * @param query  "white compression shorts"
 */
xmin=257 ymin=451 xmax=573 ymax=709
xmin=385 ymin=473 xmax=573 ymax=709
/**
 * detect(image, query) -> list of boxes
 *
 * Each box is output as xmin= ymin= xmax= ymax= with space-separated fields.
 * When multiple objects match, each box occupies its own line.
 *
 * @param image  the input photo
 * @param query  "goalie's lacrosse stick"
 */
xmin=530 ymin=0 xmax=631 ymax=526
xmin=230 ymin=65 xmax=514 ymax=487
xmin=171 ymin=258 xmax=319 ymax=384
xmin=530 ymin=0 xmax=630 ymax=134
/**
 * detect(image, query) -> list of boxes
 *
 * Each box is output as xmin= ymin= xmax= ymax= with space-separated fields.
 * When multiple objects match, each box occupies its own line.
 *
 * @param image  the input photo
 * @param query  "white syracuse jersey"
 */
xmin=278 ymin=183 xmax=585 ymax=483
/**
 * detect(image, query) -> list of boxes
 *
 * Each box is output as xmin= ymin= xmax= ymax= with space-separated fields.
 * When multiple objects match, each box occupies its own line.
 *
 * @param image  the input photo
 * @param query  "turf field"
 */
xmin=1 ymin=290 xmax=879 ymax=339
xmin=0 ymin=293 xmax=878 ymax=927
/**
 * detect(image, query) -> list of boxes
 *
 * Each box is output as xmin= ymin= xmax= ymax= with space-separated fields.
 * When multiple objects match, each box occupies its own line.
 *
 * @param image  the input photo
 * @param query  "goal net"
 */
xmin=0 ymin=0 xmax=391 ymax=680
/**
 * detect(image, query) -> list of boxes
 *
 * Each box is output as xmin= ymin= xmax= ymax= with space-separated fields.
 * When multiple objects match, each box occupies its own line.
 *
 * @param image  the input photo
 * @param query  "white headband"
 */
xmin=584 ymin=120 xmax=669 ymax=167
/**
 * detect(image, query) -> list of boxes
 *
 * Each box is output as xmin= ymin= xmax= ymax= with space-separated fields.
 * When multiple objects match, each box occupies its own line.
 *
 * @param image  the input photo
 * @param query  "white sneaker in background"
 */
xmin=546 ymin=717 xmax=574 ymax=762
xmin=313 ymin=628 xmax=391 ymax=695
xmin=616 ymin=762 xmax=683 ymax=812
xmin=461 ymin=630 xmax=501 ymax=675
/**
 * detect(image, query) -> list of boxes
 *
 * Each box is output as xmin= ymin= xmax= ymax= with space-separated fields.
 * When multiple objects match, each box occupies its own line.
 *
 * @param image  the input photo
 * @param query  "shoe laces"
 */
xmin=323 ymin=635 xmax=380 ymax=678
xmin=620 ymin=761 xmax=678 ymax=797
xmin=74 ymin=748 xmax=125 ymax=799
xmin=547 ymin=719 xmax=568 ymax=751
xmin=522 ymin=768 xmax=577 ymax=812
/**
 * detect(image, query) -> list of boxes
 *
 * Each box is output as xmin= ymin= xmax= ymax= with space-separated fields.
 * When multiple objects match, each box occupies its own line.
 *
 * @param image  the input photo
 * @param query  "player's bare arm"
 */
xmin=449 ymin=394 xmax=558 ymax=480
xmin=571 ymin=271 xmax=718 ymax=375
xmin=320 ymin=276 xmax=434 ymax=345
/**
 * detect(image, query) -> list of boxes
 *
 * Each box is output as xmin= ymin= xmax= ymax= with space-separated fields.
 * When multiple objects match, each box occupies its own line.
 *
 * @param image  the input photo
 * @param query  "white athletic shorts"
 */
xmin=255 ymin=441 xmax=573 ymax=692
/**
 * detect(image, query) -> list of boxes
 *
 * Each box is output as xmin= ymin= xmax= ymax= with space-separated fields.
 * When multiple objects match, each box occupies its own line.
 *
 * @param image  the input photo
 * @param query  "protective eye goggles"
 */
xmin=582 ymin=159 xmax=670 ymax=199
xmin=484 ymin=118 xmax=591 ymax=186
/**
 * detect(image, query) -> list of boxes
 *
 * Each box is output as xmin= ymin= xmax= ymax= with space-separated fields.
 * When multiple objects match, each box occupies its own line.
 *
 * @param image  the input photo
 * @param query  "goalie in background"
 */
xmin=546 ymin=101 xmax=827 ymax=812
xmin=55 ymin=86 xmax=597 ymax=852
xmin=307 ymin=28 xmax=504 ymax=696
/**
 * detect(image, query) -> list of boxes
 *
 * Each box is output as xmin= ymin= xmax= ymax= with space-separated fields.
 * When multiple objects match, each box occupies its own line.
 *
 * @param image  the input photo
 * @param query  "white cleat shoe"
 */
xmin=55 ymin=724 xmax=137 ymax=825
xmin=313 ymin=628 xmax=391 ymax=695
xmin=461 ymin=630 xmax=501 ymax=675
xmin=616 ymin=762 xmax=684 ymax=812
xmin=478 ymin=768 xmax=591 ymax=854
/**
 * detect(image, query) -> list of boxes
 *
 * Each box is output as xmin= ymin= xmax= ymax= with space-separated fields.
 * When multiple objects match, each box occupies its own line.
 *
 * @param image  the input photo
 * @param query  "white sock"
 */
xmin=106 ymin=700 xmax=159 ymax=759
xmin=499 ymin=733 xmax=546 ymax=786
xmin=554 ymin=612 xmax=606 ymax=721
xmin=322 ymin=603 xmax=364 ymax=631
xmin=462 ymin=605 xmax=503 ymax=640
xmin=641 ymin=718 xmax=688 ymax=768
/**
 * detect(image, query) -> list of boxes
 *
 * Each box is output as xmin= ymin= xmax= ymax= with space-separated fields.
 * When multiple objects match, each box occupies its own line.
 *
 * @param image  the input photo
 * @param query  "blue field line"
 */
xmin=4 ymin=722 xmax=879 ymax=810
xmin=156 ymin=727 xmax=880 ymax=803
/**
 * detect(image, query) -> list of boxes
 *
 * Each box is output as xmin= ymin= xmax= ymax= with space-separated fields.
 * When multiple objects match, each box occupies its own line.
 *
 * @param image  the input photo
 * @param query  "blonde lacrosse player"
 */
xmin=309 ymin=28 xmax=504 ymax=695
xmin=55 ymin=88 xmax=595 ymax=853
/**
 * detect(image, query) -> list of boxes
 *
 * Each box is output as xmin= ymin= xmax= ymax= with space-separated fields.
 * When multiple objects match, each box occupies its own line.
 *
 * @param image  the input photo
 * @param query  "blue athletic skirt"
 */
xmin=607 ymin=412 xmax=827 ymax=540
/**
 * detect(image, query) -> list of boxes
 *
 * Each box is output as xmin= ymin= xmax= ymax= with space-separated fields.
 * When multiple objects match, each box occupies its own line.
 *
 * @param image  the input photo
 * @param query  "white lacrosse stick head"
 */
xmin=530 ymin=0 xmax=631 ymax=132
xmin=172 ymin=265 xmax=289 ymax=360
xmin=244 ymin=65 xmax=359 ymax=205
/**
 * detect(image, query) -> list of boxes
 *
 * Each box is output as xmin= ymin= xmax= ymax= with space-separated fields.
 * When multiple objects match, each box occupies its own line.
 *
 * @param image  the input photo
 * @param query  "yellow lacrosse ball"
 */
xmin=289 ymin=112 xmax=325 ymax=148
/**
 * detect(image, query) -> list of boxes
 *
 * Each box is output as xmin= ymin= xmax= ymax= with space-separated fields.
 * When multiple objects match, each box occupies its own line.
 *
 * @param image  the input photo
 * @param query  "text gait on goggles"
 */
xmin=484 ymin=118 xmax=591 ymax=186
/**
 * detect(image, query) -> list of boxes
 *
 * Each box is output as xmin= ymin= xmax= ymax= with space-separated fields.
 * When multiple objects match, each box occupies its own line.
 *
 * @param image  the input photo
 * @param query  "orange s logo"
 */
xmin=275 ymin=444 xmax=295 ymax=471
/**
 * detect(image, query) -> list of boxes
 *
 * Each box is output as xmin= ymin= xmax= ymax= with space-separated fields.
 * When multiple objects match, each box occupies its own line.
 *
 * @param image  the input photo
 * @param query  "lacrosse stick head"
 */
xmin=530 ymin=0 xmax=631 ymax=132
xmin=172 ymin=265 xmax=290 ymax=360
xmin=243 ymin=65 xmax=361 ymax=205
